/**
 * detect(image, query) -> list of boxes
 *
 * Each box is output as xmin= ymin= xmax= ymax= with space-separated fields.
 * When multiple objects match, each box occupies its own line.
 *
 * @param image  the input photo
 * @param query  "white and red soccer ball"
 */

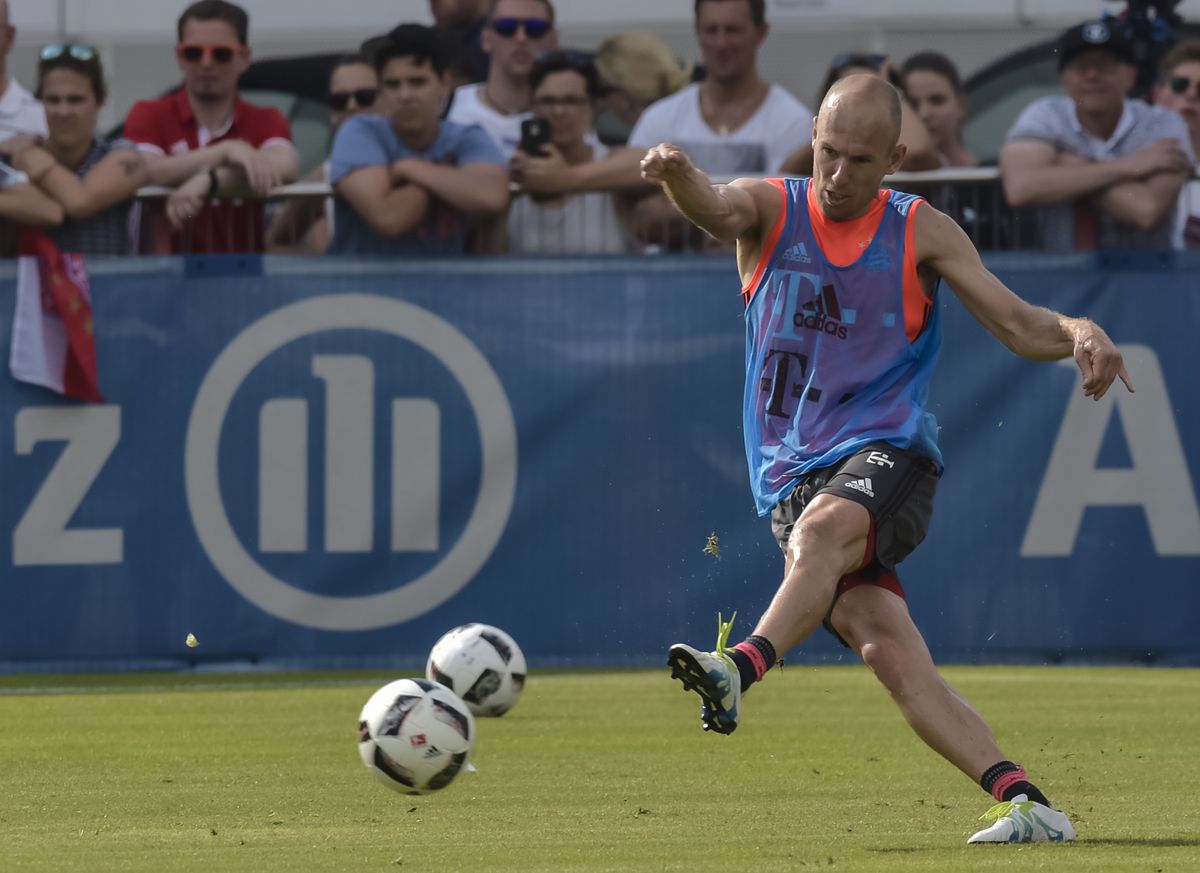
xmin=357 ymin=678 xmax=476 ymax=795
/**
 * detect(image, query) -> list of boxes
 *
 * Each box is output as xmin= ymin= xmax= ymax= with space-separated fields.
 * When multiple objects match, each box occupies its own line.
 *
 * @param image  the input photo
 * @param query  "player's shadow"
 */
xmin=871 ymin=837 xmax=1200 ymax=852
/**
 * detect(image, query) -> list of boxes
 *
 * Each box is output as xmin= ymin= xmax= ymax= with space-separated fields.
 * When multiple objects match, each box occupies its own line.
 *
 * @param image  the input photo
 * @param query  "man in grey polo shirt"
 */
xmin=1000 ymin=19 xmax=1194 ymax=251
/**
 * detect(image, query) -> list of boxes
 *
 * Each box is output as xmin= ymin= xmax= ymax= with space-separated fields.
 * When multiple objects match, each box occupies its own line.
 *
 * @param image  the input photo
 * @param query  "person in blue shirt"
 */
xmin=644 ymin=74 xmax=1132 ymax=844
xmin=329 ymin=24 xmax=509 ymax=256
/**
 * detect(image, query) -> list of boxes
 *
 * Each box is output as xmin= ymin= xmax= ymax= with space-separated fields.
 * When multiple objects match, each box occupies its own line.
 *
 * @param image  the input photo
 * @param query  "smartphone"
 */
xmin=519 ymin=117 xmax=551 ymax=157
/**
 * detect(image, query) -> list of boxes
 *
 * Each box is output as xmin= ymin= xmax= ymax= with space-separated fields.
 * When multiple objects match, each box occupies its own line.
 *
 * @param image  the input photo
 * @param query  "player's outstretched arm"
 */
xmin=639 ymin=143 xmax=777 ymax=244
xmin=918 ymin=205 xmax=1134 ymax=401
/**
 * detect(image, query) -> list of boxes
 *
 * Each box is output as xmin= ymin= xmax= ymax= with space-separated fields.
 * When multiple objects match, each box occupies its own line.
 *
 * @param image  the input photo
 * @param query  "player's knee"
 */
xmin=859 ymin=637 xmax=910 ymax=692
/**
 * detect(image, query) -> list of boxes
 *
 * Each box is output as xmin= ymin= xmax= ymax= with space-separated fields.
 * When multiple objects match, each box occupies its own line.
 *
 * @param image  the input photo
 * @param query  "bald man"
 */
xmin=644 ymin=75 xmax=1132 ymax=844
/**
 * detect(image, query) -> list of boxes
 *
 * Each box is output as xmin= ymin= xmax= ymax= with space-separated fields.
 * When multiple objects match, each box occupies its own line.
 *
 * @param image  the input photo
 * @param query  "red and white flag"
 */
xmin=9 ymin=227 xmax=103 ymax=402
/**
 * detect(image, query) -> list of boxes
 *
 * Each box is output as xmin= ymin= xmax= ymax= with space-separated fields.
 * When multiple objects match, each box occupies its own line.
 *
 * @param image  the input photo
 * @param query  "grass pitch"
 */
xmin=2 ymin=666 xmax=1198 ymax=873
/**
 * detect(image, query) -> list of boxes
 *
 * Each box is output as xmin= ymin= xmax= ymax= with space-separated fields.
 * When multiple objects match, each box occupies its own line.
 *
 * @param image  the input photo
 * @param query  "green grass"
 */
xmin=2 ymin=666 xmax=1198 ymax=872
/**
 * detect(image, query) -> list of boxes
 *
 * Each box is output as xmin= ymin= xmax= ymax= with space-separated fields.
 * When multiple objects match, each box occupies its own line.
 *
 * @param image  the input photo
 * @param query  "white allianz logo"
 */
xmin=185 ymin=294 xmax=518 ymax=632
xmin=844 ymin=477 xmax=874 ymax=497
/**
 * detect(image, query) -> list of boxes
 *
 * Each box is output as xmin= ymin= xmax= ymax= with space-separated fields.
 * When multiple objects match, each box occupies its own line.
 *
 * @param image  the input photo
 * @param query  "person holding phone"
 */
xmin=507 ymin=51 xmax=634 ymax=253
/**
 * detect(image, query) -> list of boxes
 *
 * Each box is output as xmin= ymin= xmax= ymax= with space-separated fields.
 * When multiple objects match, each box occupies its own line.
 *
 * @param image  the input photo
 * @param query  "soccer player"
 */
xmin=643 ymin=74 xmax=1132 ymax=844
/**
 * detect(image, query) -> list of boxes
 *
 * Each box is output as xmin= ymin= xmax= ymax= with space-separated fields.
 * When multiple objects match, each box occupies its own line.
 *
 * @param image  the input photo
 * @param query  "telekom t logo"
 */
xmin=185 ymin=295 xmax=517 ymax=631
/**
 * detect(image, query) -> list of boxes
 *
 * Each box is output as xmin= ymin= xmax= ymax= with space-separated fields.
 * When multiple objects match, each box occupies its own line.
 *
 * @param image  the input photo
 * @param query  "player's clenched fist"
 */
xmin=640 ymin=143 xmax=694 ymax=184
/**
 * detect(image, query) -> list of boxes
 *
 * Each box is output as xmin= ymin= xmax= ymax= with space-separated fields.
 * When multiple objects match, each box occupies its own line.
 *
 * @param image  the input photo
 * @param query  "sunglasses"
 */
xmin=328 ymin=88 xmax=379 ymax=111
xmin=176 ymin=43 xmax=240 ymax=64
xmin=40 ymin=43 xmax=97 ymax=62
xmin=490 ymin=17 xmax=552 ymax=39
xmin=1169 ymin=75 xmax=1200 ymax=99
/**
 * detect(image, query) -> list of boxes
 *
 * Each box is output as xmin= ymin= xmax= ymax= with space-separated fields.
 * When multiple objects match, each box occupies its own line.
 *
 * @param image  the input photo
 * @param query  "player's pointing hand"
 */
xmin=1072 ymin=321 xmax=1134 ymax=400
xmin=641 ymin=144 xmax=695 ymax=184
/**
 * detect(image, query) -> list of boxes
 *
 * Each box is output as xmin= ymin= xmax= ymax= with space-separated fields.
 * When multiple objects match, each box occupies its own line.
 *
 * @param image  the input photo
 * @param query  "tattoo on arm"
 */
xmin=120 ymin=158 xmax=141 ymax=177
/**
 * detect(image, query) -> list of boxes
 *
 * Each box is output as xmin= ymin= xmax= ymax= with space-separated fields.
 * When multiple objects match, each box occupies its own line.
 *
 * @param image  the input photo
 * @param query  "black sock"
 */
xmin=980 ymin=760 xmax=1051 ymax=807
xmin=727 ymin=634 xmax=776 ymax=691
xmin=727 ymin=648 xmax=757 ymax=691
xmin=1004 ymin=781 xmax=1050 ymax=807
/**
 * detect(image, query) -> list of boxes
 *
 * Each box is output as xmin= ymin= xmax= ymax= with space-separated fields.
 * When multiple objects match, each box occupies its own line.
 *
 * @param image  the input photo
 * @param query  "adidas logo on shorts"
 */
xmin=844 ymin=477 xmax=874 ymax=498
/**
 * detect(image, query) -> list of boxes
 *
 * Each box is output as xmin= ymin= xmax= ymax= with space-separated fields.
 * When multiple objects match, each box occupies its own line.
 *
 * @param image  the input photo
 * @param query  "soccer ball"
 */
xmin=357 ymin=678 xmax=476 ymax=795
xmin=426 ymin=623 xmax=527 ymax=717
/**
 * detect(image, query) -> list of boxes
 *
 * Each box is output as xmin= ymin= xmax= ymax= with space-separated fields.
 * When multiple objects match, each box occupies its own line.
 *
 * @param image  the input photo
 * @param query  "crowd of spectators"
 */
xmin=0 ymin=0 xmax=1197 ymax=258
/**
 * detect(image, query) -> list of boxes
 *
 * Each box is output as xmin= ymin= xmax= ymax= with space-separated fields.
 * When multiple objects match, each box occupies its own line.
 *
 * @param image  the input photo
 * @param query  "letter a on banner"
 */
xmin=1022 ymin=345 xmax=1200 ymax=557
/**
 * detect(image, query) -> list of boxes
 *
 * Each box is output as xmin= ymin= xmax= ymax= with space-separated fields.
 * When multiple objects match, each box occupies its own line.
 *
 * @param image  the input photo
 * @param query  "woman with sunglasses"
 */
xmin=6 ymin=43 xmax=145 ymax=256
xmin=1153 ymin=40 xmax=1200 ymax=249
xmin=507 ymin=51 xmax=633 ymax=253
xmin=267 ymin=55 xmax=379 ymax=254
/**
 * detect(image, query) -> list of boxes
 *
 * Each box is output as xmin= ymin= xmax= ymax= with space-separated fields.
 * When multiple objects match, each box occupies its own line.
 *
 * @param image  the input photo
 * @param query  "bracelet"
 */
xmin=206 ymin=167 xmax=220 ymax=198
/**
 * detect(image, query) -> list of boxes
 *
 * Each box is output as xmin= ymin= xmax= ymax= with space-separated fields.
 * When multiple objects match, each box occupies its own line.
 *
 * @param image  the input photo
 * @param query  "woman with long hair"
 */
xmin=8 ymin=42 xmax=145 ymax=255
xmin=902 ymin=51 xmax=976 ymax=167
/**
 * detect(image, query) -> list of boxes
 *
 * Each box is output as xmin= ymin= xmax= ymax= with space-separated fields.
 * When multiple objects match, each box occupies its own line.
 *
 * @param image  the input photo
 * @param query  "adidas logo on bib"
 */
xmin=782 ymin=242 xmax=812 ymax=265
xmin=844 ymin=477 xmax=874 ymax=498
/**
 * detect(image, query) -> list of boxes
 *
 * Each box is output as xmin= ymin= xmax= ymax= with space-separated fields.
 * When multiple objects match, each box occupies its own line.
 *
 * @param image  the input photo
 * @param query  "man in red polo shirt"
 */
xmin=124 ymin=0 xmax=298 ymax=253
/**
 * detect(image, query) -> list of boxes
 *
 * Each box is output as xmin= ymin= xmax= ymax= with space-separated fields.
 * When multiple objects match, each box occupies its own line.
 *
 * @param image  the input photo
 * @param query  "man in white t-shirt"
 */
xmin=0 ymin=0 xmax=48 ymax=142
xmin=0 ymin=0 xmax=47 ymax=258
xmin=446 ymin=0 xmax=557 ymax=157
xmin=628 ymin=0 xmax=809 ymax=175
xmin=627 ymin=0 xmax=811 ymax=243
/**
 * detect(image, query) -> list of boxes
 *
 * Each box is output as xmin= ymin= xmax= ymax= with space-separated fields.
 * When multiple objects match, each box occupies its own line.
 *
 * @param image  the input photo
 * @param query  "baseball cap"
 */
xmin=1056 ymin=19 xmax=1135 ymax=71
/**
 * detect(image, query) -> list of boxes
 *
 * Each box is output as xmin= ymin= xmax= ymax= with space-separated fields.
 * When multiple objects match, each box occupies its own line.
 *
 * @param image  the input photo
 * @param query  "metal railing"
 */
xmin=129 ymin=166 xmax=1199 ymax=255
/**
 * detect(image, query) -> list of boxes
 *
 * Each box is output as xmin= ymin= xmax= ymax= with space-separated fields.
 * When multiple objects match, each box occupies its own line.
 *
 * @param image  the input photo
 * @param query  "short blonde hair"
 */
xmin=594 ymin=31 xmax=691 ymax=107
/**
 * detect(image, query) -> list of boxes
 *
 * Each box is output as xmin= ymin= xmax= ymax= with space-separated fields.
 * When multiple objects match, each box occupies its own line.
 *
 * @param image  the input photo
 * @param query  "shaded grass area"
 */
xmin=2 ymin=666 xmax=1198 ymax=872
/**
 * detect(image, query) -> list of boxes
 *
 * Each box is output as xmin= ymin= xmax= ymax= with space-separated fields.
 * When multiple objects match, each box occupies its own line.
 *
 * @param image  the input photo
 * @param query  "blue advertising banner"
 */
xmin=0 ymin=254 xmax=1197 ymax=670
